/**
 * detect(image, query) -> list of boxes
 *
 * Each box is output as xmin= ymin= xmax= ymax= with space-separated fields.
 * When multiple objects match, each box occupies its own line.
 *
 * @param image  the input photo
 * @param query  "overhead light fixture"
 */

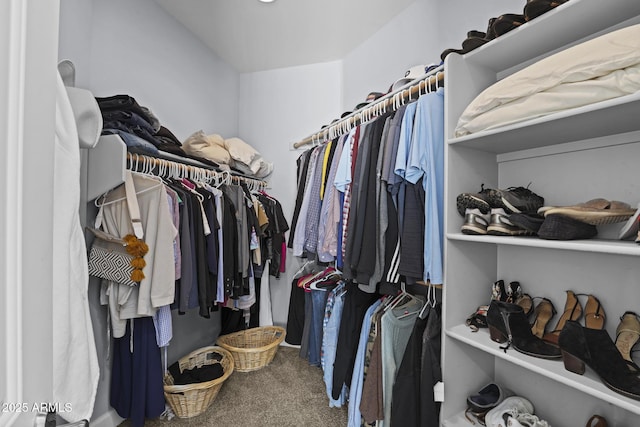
xmin=259 ymin=0 xmax=275 ymax=3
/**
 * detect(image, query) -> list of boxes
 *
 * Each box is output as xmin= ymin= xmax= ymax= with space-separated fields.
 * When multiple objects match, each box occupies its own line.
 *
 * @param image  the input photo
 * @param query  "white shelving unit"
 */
xmin=441 ymin=0 xmax=640 ymax=425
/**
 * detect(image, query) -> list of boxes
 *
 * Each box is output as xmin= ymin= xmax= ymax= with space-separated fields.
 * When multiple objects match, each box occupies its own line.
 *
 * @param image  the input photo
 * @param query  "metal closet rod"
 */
xmin=292 ymin=69 xmax=444 ymax=149
xmin=126 ymin=152 xmax=268 ymax=190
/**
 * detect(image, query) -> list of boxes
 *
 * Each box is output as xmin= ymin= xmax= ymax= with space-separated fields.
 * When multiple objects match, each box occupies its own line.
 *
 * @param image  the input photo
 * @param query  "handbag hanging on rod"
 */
xmin=87 ymin=171 xmax=148 ymax=286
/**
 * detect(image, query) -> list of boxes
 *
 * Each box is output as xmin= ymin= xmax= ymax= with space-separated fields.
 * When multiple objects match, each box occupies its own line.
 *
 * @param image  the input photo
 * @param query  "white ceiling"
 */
xmin=154 ymin=0 xmax=415 ymax=73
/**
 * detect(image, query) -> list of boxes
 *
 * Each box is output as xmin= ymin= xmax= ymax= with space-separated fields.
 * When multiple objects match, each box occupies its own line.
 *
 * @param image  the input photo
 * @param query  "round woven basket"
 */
xmin=216 ymin=326 xmax=286 ymax=372
xmin=163 ymin=346 xmax=234 ymax=419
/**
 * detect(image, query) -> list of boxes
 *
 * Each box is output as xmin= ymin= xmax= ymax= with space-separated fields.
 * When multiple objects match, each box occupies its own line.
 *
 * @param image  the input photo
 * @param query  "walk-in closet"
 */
xmin=3 ymin=1 xmax=640 ymax=426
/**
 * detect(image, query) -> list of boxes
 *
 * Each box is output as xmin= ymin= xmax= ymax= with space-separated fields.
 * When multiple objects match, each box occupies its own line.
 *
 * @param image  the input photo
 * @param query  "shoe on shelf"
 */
xmin=582 ymin=294 xmax=605 ymax=330
xmin=491 ymin=13 xmax=527 ymax=37
xmin=537 ymin=213 xmax=598 ymax=240
xmin=456 ymin=184 xmax=497 ymax=216
xmin=461 ymin=208 xmax=491 ymax=235
xmin=586 ymin=414 xmax=608 ymax=427
xmin=487 ymin=208 xmax=535 ymax=236
xmin=524 ymin=0 xmax=569 ymax=22
xmin=487 ymin=300 xmax=561 ymax=359
xmin=506 ymin=281 xmax=524 ymax=304
xmin=484 ymin=396 xmax=534 ymax=427
xmin=467 ymin=383 xmax=515 ymax=414
xmin=515 ymin=293 xmax=534 ymax=317
xmin=515 ymin=412 xmax=552 ymax=427
xmin=543 ymin=290 xmax=582 ymax=346
xmin=540 ymin=198 xmax=636 ymax=226
xmin=618 ymin=202 xmax=640 ymax=240
xmin=530 ymin=297 xmax=556 ymax=339
xmin=492 ymin=186 xmax=545 ymax=214
xmin=559 ymin=320 xmax=640 ymax=401
xmin=615 ymin=311 xmax=640 ymax=373
xmin=508 ymin=212 xmax=546 ymax=234
xmin=491 ymin=279 xmax=508 ymax=302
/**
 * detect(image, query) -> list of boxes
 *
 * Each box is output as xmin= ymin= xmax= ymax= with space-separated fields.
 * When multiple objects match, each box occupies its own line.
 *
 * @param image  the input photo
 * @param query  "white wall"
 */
xmin=59 ymin=0 xmax=239 ymax=141
xmin=342 ymin=0 xmax=440 ymax=110
xmin=238 ymin=61 xmax=343 ymax=325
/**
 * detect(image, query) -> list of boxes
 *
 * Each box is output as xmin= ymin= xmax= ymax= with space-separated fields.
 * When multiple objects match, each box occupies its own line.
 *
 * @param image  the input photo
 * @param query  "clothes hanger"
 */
xmin=418 ymin=281 xmax=437 ymax=319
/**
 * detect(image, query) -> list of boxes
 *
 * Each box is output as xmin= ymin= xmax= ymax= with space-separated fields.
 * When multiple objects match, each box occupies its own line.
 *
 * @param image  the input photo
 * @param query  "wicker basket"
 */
xmin=163 ymin=346 xmax=234 ymax=419
xmin=216 ymin=326 xmax=286 ymax=372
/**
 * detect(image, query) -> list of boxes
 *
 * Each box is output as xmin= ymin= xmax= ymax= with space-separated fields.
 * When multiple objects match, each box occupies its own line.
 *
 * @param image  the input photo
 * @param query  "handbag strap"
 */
xmin=94 ymin=171 xmax=144 ymax=238
xmin=125 ymin=170 xmax=144 ymax=239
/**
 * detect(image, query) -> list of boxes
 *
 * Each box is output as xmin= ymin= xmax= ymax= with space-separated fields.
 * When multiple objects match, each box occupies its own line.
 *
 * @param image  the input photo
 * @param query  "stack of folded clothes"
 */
xmin=96 ymin=94 xmax=186 ymax=158
xmin=95 ymin=94 xmax=274 ymax=178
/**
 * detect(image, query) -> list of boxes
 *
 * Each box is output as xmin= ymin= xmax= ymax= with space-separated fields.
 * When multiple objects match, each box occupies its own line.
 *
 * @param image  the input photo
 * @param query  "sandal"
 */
xmin=530 ymin=297 xmax=555 ymax=339
xmin=543 ymin=290 xmax=582 ymax=345
xmin=515 ymin=293 xmax=534 ymax=317
xmin=540 ymin=198 xmax=637 ymax=226
xmin=582 ymin=294 xmax=605 ymax=330
xmin=615 ymin=311 xmax=640 ymax=372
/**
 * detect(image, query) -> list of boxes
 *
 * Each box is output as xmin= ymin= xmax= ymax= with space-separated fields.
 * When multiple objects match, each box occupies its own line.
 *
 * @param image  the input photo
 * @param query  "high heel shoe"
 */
xmin=582 ymin=294 xmax=606 ymax=330
xmin=615 ymin=311 xmax=640 ymax=372
xmin=530 ymin=298 xmax=556 ymax=339
xmin=515 ymin=293 xmax=534 ymax=317
xmin=559 ymin=320 xmax=640 ymax=400
xmin=506 ymin=281 xmax=523 ymax=304
xmin=491 ymin=279 xmax=507 ymax=302
xmin=543 ymin=290 xmax=582 ymax=345
xmin=487 ymin=300 xmax=561 ymax=359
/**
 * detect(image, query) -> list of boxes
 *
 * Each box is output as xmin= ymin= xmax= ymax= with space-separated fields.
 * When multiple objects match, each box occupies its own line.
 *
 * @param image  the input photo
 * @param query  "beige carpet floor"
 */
xmin=118 ymin=346 xmax=348 ymax=427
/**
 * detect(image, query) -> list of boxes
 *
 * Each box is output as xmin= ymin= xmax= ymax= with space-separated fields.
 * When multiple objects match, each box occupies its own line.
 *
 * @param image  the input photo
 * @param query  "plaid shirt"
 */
xmin=341 ymin=126 xmax=361 ymax=259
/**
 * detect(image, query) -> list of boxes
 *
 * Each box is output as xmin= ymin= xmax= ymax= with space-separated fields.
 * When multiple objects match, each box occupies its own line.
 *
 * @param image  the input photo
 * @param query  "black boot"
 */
xmin=559 ymin=320 xmax=640 ymax=400
xmin=487 ymin=300 xmax=561 ymax=359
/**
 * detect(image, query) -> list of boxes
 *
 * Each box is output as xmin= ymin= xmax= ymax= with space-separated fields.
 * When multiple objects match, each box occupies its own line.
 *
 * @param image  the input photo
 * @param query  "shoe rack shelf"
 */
xmin=442 ymin=0 xmax=640 ymax=425
xmin=448 ymin=234 xmax=640 ymax=257
xmin=447 ymin=325 xmax=640 ymax=415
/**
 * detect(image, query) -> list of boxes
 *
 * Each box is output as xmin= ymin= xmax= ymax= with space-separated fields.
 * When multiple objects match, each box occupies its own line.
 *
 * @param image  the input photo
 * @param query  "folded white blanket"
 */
xmin=455 ymin=23 xmax=640 ymax=137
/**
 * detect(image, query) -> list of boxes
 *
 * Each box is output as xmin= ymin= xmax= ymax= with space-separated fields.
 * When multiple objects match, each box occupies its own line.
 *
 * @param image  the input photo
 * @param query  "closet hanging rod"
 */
xmin=292 ymin=68 xmax=444 ymax=149
xmin=126 ymin=152 xmax=268 ymax=190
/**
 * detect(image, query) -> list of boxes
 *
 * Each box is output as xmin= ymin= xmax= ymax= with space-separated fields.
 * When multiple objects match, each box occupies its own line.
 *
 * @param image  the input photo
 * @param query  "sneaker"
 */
xmin=487 ymin=208 xmax=535 ymax=236
xmin=516 ymin=412 xmax=551 ymax=427
xmin=467 ymin=383 xmax=515 ymax=413
xmin=456 ymin=184 xmax=498 ymax=216
xmin=493 ymin=186 xmax=545 ymax=214
xmin=461 ymin=208 xmax=490 ymax=235
xmin=485 ymin=396 xmax=535 ymax=427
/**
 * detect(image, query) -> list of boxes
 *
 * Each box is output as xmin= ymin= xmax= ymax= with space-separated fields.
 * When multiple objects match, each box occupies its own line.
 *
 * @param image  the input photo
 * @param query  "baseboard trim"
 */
xmin=90 ymin=409 xmax=124 ymax=427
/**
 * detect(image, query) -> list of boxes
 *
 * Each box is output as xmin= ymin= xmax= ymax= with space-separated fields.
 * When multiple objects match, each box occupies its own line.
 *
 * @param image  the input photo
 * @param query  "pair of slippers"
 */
xmin=441 ymin=0 xmax=569 ymax=62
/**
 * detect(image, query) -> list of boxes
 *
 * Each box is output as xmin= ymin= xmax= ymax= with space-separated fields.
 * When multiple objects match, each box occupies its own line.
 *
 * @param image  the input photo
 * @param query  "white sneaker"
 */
xmin=484 ymin=396 xmax=535 ymax=427
xmin=487 ymin=208 xmax=534 ymax=236
xmin=516 ymin=412 xmax=551 ymax=427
